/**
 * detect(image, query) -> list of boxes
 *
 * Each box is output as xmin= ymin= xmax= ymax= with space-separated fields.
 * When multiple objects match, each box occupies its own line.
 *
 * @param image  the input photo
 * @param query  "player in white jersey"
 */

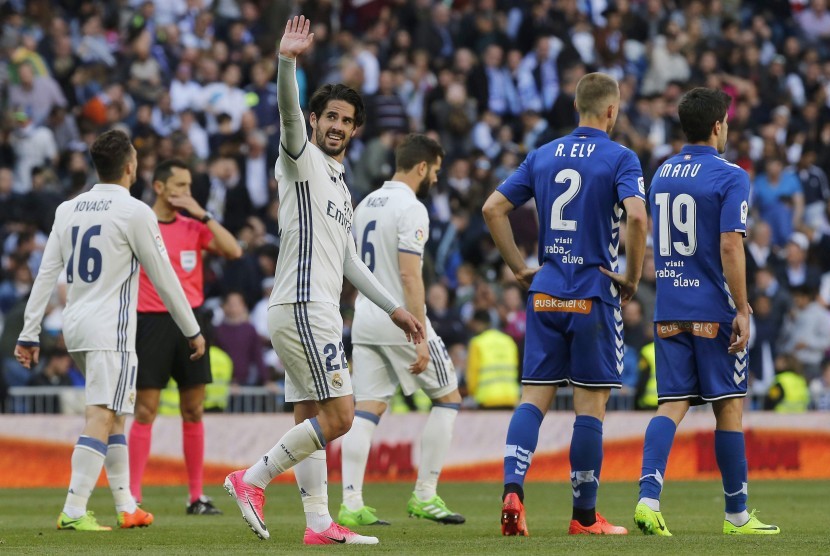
xmin=339 ymin=134 xmax=465 ymax=527
xmin=14 ymin=129 xmax=205 ymax=531
xmin=223 ymin=16 xmax=423 ymax=546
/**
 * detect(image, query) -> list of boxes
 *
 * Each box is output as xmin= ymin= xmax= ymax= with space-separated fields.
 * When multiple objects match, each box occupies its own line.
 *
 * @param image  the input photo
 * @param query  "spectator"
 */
xmin=26 ymin=346 xmax=74 ymax=387
xmin=213 ymin=291 xmax=268 ymax=386
xmin=809 ymin=359 xmax=830 ymax=410
xmin=777 ymin=232 xmax=822 ymax=290
xmin=779 ymin=285 xmax=830 ymax=380
xmin=795 ymin=0 xmax=830 ymax=43
xmin=465 ymin=309 xmax=519 ymax=409
xmin=763 ymin=354 xmax=812 ymax=412
xmin=752 ymin=156 xmax=804 ymax=247
xmin=9 ymin=109 xmax=58 ymax=193
xmin=7 ymin=61 xmax=67 ymax=126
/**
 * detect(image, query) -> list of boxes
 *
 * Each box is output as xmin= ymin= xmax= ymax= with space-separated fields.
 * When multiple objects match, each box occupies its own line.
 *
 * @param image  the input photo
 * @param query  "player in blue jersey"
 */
xmin=483 ymin=72 xmax=648 ymax=536
xmin=633 ymin=87 xmax=779 ymax=536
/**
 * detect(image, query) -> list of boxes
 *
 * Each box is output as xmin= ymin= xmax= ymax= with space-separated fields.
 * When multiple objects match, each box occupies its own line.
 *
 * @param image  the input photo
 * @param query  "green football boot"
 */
xmin=723 ymin=510 xmax=780 ymax=535
xmin=57 ymin=511 xmax=112 ymax=531
xmin=634 ymin=502 xmax=672 ymax=536
xmin=337 ymin=504 xmax=391 ymax=526
xmin=407 ymin=493 xmax=465 ymax=524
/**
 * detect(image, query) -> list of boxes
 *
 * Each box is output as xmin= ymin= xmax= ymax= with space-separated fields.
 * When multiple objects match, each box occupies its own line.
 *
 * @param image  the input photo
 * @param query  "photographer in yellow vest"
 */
xmin=466 ymin=310 xmax=520 ymax=409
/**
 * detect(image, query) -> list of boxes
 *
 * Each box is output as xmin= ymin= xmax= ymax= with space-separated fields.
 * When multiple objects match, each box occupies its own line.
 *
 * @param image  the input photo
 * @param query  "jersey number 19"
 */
xmin=654 ymin=193 xmax=697 ymax=256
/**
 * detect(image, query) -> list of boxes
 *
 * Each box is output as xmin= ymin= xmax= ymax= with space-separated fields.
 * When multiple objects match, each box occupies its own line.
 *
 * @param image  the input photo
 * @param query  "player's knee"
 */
xmin=180 ymin=406 xmax=203 ymax=422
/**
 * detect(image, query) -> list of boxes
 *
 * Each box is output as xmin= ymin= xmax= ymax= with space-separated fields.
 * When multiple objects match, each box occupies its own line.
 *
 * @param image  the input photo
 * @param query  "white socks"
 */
xmin=295 ymin=450 xmax=333 ymax=533
xmin=105 ymin=434 xmax=137 ymax=513
xmin=414 ymin=405 xmax=458 ymax=502
xmin=63 ymin=436 xmax=107 ymax=518
xmin=639 ymin=497 xmax=660 ymax=511
xmin=244 ymin=419 xmax=324 ymax=489
xmin=726 ymin=510 xmax=750 ymax=526
xmin=340 ymin=414 xmax=378 ymax=511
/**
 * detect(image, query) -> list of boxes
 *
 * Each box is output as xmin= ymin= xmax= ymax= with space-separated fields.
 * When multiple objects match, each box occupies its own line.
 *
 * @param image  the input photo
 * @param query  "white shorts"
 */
xmin=269 ymin=303 xmax=353 ymax=402
xmin=352 ymin=337 xmax=458 ymax=403
xmin=71 ymin=350 xmax=138 ymax=415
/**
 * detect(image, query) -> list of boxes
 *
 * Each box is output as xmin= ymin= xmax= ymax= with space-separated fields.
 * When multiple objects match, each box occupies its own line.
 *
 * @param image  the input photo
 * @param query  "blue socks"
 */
xmin=570 ymin=415 xmax=603 ymax=515
xmin=503 ymin=403 xmax=544 ymax=499
xmin=715 ymin=430 xmax=748 ymax=513
xmin=638 ymin=416 xmax=677 ymax=502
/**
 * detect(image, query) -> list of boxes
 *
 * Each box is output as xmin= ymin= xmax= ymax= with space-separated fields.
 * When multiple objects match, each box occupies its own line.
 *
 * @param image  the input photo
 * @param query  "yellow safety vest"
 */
xmin=205 ymin=346 xmax=233 ymax=411
xmin=773 ymin=371 xmax=810 ymax=413
xmin=468 ymin=329 xmax=519 ymax=408
xmin=638 ymin=343 xmax=658 ymax=409
xmin=157 ymin=346 xmax=233 ymax=415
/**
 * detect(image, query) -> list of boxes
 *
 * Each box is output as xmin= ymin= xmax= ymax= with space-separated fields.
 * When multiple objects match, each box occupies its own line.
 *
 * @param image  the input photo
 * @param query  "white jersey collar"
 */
xmin=381 ymin=180 xmax=415 ymax=197
xmin=92 ymin=183 xmax=130 ymax=194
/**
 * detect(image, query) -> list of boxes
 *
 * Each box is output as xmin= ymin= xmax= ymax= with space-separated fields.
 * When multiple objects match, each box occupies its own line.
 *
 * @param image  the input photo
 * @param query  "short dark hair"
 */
xmin=395 ymin=134 xmax=445 ymax=172
xmin=90 ymin=129 xmax=134 ymax=182
xmin=677 ymin=88 xmax=732 ymax=143
xmin=308 ymin=83 xmax=366 ymax=128
xmin=153 ymin=159 xmax=190 ymax=184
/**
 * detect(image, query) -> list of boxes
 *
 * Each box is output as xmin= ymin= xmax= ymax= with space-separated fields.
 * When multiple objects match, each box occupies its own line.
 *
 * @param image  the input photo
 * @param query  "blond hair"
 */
xmin=575 ymin=73 xmax=619 ymax=118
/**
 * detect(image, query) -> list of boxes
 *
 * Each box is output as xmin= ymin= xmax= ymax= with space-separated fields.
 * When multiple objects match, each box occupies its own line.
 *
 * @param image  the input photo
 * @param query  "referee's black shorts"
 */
xmin=136 ymin=309 xmax=212 ymax=390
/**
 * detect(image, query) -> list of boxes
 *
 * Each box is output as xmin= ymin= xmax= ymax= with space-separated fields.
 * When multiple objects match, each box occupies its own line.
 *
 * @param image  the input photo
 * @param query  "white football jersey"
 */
xmin=270 ymin=144 xmax=354 ymax=307
xmin=19 ymin=184 xmax=200 ymax=351
xmin=351 ymin=181 xmax=438 ymax=345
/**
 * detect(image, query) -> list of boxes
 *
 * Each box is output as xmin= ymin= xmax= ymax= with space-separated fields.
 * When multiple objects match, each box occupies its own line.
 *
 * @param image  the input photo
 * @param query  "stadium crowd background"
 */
xmin=0 ymin=0 xmax=829 ymax=411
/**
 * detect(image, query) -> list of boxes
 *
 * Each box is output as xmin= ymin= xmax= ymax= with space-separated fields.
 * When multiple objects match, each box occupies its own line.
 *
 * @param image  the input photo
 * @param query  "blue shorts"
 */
xmin=522 ymin=293 xmax=623 ymax=389
xmin=654 ymin=321 xmax=748 ymax=405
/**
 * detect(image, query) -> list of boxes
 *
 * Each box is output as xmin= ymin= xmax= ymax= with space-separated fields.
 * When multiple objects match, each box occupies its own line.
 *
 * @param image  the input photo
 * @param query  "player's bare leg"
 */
xmin=502 ymin=385 xmax=556 ymax=536
xmin=568 ymin=387 xmax=627 ymax=535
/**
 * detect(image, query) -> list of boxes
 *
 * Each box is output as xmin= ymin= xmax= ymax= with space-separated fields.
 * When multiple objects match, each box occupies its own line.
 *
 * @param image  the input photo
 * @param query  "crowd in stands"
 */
xmin=1 ymin=0 xmax=830 ymax=411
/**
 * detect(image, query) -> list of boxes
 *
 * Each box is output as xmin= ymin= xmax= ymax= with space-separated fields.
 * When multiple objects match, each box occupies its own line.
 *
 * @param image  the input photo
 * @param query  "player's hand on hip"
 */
xmin=390 ymin=307 xmax=425 ymax=344
xmin=514 ymin=266 xmax=541 ymax=289
xmin=279 ymin=15 xmax=314 ymax=58
xmin=728 ymin=312 xmax=750 ymax=354
xmin=409 ymin=340 xmax=430 ymax=375
xmin=599 ymin=266 xmax=638 ymax=304
xmin=168 ymin=195 xmax=205 ymax=220
xmin=188 ymin=334 xmax=206 ymax=360
xmin=14 ymin=344 xmax=39 ymax=369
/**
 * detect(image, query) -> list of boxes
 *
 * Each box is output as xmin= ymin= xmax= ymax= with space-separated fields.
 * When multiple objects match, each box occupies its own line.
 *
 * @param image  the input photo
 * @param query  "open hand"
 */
xmin=409 ymin=339 xmax=430 ymax=375
xmin=390 ymin=308 xmax=425 ymax=344
xmin=280 ymin=15 xmax=314 ymax=59
xmin=168 ymin=195 xmax=206 ymax=220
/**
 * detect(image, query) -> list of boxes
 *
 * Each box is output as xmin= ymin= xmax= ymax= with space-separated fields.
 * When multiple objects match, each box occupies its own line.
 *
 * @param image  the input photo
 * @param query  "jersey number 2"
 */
xmin=550 ymin=169 xmax=581 ymax=231
xmin=654 ymin=192 xmax=697 ymax=256
xmin=67 ymin=225 xmax=103 ymax=283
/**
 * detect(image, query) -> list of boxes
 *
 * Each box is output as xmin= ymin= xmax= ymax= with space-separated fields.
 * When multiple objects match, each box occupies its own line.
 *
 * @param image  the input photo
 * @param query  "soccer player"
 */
xmin=632 ymin=87 xmax=779 ymax=536
xmin=14 ymin=129 xmax=205 ymax=531
xmin=128 ymin=159 xmax=243 ymax=514
xmin=482 ymin=72 xmax=648 ymax=536
xmin=339 ymin=134 xmax=465 ymax=527
xmin=223 ymin=16 xmax=423 ymax=545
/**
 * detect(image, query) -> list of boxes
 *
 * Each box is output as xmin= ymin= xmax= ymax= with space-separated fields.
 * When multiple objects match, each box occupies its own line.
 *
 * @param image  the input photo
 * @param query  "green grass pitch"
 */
xmin=0 ymin=481 xmax=826 ymax=554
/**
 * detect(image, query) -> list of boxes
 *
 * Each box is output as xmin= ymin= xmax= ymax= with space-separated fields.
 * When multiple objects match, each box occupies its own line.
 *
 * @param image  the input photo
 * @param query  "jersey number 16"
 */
xmin=66 ymin=225 xmax=103 ymax=283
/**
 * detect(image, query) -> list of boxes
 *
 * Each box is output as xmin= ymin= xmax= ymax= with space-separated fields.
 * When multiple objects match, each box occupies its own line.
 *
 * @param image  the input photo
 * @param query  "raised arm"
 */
xmin=278 ymin=16 xmax=314 ymax=158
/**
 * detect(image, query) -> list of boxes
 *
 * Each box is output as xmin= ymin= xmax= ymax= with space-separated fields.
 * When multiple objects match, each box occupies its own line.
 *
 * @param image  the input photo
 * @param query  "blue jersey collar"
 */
xmin=572 ymin=126 xmax=609 ymax=139
xmin=680 ymin=145 xmax=718 ymax=156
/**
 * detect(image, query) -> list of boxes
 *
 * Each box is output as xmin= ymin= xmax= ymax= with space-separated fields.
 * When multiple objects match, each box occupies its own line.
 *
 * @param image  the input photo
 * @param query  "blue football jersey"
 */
xmin=497 ymin=126 xmax=645 ymax=306
xmin=649 ymin=145 xmax=750 ymax=322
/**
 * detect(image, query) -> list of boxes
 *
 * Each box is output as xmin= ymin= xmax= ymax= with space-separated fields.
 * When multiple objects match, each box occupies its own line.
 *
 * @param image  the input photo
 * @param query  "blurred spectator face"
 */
xmin=483 ymin=44 xmax=503 ymax=68
xmin=223 ymin=292 xmax=249 ymax=320
xmin=17 ymin=62 xmax=34 ymax=88
xmin=176 ymin=63 xmax=192 ymax=82
xmin=427 ymin=283 xmax=449 ymax=312
xmin=642 ymin=247 xmax=655 ymax=281
xmin=622 ymin=299 xmax=643 ymax=326
xmin=457 ymin=264 xmax=475 ymax=287
xmin=223 ymin=64 xmax=241 ymax=87
xmin=751 ymin=221 xmax=772 ymax=247
xmin=764 ymin=158 xmax=783 ymax=180
xmin=502 ymin=286 xmax=523 ymax=312
xmin=792 ymin=289 xmax=812 ymax=310
xmin=785 ymin=238 xmax=807 ymax=265
xmin=47 ymin=350 xmax=73 ymax=376
xmin=453 ymin=49 xmax=475 ymax=74
xmin=755 ymin=268 xmax=776 ymax=291
xmin=753 ymin=295 xmax=772 ymax=317
xmin=378 ymin=70 xmax=395 ymax=94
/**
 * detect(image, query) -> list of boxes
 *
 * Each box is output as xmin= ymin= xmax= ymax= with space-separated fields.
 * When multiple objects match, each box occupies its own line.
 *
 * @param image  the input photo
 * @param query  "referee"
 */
xmin=128 ymin=159 xmax=242 ymax=514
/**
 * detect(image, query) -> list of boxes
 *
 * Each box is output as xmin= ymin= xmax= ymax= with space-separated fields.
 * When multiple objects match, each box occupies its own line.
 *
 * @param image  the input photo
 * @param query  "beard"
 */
xmin=315 ymin=127 xmax=349 ymax=157
xmin=416 ymin=175 xmax=431 ymax=198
